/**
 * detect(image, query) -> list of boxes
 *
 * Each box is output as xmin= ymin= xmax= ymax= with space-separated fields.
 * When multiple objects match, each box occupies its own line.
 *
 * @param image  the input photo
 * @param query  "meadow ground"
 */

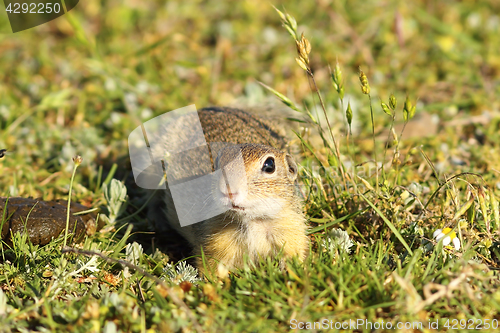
xmin=1 ymin=0 xmax=500 ymax=332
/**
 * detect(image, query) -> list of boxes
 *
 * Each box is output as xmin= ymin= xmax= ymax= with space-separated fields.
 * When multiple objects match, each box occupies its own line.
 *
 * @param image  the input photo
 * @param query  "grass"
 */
xmin=1 ymin=0 xmax=500 ymax=331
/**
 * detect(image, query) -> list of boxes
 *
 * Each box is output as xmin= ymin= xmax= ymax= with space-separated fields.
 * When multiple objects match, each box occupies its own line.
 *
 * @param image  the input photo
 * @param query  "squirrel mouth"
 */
xmin=231 ymin=204 xmax=245 ymax=211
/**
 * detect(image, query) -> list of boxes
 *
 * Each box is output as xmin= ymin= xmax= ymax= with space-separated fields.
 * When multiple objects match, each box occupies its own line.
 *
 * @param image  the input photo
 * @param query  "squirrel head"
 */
xmin=214 ymin=143 xmax=299 ymax=220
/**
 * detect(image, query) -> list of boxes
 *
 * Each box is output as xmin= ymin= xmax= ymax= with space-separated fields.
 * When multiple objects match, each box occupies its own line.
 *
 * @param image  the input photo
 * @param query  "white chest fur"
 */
xmin=243 ymin=219 xmax=284 ymax=259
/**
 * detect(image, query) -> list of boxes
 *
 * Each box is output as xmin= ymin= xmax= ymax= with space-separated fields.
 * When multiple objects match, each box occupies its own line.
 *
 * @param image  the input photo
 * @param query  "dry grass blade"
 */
xmin=422 ymin=172 xmax=484 ymax=211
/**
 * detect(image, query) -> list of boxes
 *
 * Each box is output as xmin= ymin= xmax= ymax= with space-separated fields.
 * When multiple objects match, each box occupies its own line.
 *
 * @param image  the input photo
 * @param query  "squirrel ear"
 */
xmin=285 ymin=154 xmax=298 ymax=181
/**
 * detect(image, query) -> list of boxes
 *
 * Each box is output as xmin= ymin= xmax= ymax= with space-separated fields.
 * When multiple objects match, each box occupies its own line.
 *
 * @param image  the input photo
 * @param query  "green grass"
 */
xmin=1 ymin=0 xmax=500 ymax=332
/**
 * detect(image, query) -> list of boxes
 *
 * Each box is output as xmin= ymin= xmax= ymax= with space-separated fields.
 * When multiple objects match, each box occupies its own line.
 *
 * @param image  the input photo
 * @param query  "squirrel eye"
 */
xmin=262 ymin=157 xmax=275 ymax=173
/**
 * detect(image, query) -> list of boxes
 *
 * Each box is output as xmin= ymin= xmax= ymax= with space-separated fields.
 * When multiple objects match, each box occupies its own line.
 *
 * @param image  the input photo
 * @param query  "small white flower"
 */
xmin=164 ymin=261 xmax=200 ymax=284
xmin=322 ymin=228 xmax=354 ymax=254
xmin=433 ymin=228 xmax=461 ymax=250
xmin=125 ymin=242 xmax=143 ymax=266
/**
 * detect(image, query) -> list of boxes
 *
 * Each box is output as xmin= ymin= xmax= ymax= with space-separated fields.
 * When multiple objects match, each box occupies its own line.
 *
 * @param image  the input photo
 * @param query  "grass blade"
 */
xmin=358 ymin=192 xmax=413 ymax=255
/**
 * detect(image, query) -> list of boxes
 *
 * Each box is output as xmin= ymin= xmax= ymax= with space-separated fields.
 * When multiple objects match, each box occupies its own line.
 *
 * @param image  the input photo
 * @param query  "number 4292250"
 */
xmin=444 ymin=319 xmax=498 ymax=330
xmin=6 ymin=2 xmax=61 ymax=14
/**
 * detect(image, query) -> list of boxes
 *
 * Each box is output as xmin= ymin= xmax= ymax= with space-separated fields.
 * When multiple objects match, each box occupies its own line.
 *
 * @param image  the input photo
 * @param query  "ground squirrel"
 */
xmin=150 ymin=106 xmax=309 ymax=274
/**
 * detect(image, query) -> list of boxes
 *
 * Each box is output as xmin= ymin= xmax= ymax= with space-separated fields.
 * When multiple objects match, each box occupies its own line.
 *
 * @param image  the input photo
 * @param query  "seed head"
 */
xmin=273 ymin=7 xmax=298 ymax=39
xmin=286 ymin=13 xmax=298 ymax=32
xmin=295 ymin=33 xmax=311 ymax=66
xmin=334 ymin=61 xmax=342 ymax=85
xmin=403 ymin=96 xmax=416 ymax=121
xmin=302 ymin=34 xmax=311 ymax=55
xmin=330 ymin=62 xmax=344 ymax=99
xmin=389 ymin=93 xmax=397 ymax=110
xmin=359 ymin=69 xmax=370 ymax=95
xmin=273 ymin=6 xmax=286 ymax=21
xmin=346 ymin=101 xmax=353 ymax=126
xmin=73 ymin=155 xmax=83 ymax=166
xmin=381 ymin=101 xmax=392 ymax=116
xmin=295 ymin=57 xmax=308 ymax=71
xmin=409 ymin=105 xmax=416 ymax=119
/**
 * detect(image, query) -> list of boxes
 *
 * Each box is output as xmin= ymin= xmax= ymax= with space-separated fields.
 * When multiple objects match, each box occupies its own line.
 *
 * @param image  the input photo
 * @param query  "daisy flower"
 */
xmin=433 ymin=227 xmax=460 ymax=250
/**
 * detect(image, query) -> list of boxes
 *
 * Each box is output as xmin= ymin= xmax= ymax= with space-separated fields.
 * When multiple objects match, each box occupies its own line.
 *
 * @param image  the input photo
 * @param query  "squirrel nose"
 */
xmin=223 ymin=191 xmax=239 ymax=202
xmin=218 ymin=158 xmax=248 ymax=206
xmin=219 ymin=172 xmax=247 ymax=206
xmin=224 ymin=189 xmax=238 ymax=199
xmin=220 ymin=178 xmax=238 ymax=200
